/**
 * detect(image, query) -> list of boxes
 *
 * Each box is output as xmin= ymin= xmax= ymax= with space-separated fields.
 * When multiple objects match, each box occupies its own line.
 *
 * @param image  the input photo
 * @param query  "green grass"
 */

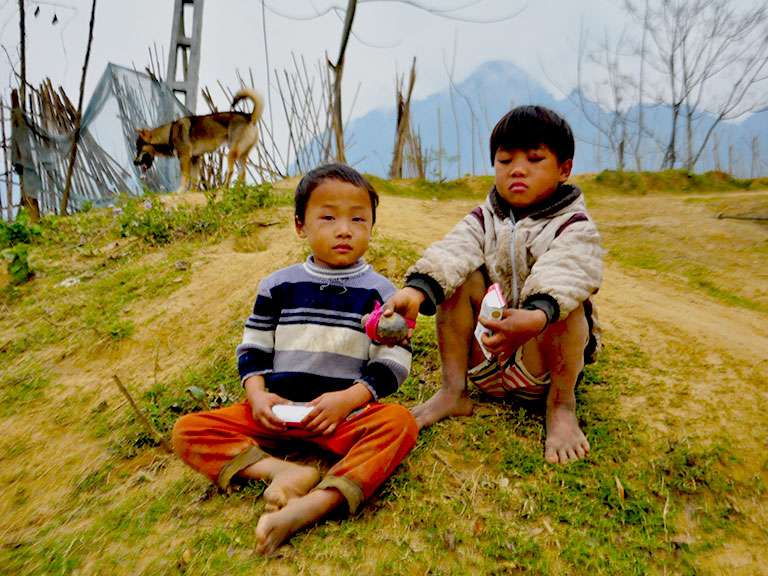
xmin=366 ymin=235 xmax=421 ymax=288
xmin=367 ymin=174 xmax=491 ymax=200
xmin=103 ymin=339 xmax=242 ymax=458
xmin=0 ymin=359 xmax=49 ymax=416
xmin=1 ymin=176 xmax=765 ymax=575
xmin=577 ymin=169 xmax=767 ymax=196
xmin=58 ymin=233 xmax=747 ymax=575
xmin=685 ymin=268 xmax=766 ymax=311
xmin=88 ymin=325 xmax=742 ymax=574
xmin=602 ymin=221 xmax=768 ymax=314
xmin=0 ymin=184 xmax=292 ymax=367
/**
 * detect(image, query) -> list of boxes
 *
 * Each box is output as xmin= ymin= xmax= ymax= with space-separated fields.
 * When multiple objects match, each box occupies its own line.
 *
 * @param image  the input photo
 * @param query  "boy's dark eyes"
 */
xmin=321 ymin=215 xmax=334 ymax=221
xmin=497 ymin=156 xmax=543 ymax=163
xmin=352 ymin=216 xmax=366 ymax=222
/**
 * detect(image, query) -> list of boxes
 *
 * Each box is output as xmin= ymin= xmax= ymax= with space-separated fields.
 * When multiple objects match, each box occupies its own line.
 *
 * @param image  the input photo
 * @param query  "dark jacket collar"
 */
xmin=489 ymin=183 xmax=582 ymax=222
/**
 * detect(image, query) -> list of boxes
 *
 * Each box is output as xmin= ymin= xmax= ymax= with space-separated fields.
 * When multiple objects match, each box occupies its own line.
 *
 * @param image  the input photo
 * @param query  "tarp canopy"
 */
xmin=13 ymin=63 xmax=188 ymax=214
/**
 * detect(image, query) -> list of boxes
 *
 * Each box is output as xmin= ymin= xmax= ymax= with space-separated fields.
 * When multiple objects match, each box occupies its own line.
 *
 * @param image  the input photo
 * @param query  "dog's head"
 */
xmin=133 ymin=129 xmax=156 ymax=172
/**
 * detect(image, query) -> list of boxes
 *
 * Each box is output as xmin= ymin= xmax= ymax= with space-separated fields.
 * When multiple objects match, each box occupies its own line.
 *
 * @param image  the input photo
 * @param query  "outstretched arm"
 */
xmin=382 ymin=287 xmax=426 ymax=340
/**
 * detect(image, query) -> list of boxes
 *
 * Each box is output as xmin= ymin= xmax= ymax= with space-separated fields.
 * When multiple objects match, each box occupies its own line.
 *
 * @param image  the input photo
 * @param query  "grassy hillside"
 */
xmin=1 ymin=173 xmax=766 ymax=575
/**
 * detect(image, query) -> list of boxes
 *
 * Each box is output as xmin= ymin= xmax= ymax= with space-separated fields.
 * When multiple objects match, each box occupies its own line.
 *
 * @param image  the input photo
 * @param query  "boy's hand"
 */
xmin=479 ymin=308 xmax=548 ymax=358
xmin=383 ymin=287 xmax=425 ymax=340
xmin=302 ymin=383 xmax=373 ymax=435
xmin=244 ymin=376 xmax=289 ymax=431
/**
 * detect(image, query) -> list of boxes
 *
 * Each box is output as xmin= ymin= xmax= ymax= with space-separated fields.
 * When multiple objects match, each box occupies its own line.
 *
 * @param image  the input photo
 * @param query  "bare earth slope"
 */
xmin=1 ymin=190 xmax=766 ymax=574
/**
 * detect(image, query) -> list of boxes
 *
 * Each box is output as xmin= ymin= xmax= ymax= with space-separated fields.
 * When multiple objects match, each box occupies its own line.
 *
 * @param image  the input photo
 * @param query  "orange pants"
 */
xmin=172 ymin=401 xmax=418 ymax=513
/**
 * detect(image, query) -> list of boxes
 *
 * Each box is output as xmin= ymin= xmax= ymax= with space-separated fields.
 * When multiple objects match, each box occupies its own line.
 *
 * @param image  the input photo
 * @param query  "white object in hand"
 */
xmin=474 ymin=283 xmax=506 ymax=360
xmin=272 ymin=403 xmax=313 ymax=423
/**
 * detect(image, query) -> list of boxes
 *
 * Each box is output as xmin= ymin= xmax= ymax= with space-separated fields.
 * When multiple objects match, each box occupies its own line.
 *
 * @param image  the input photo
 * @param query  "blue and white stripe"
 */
xmin=236 ymin=256 xmax=411 ymax=401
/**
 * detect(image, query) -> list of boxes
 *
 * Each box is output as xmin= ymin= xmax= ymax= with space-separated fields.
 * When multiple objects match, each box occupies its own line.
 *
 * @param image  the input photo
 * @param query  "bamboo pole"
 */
xmin=61 ymin=0 xmax=97 ymax=215
xmin=1 ymin=99 xmax=12 ymax=221
xmin=112 ymin=375 xmax=172 ymax=453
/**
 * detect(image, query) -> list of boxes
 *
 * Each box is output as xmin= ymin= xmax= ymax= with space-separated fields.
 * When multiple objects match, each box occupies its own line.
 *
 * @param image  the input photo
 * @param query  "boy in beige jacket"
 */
xmin=386 ymin=106 xmax=603 ymax=464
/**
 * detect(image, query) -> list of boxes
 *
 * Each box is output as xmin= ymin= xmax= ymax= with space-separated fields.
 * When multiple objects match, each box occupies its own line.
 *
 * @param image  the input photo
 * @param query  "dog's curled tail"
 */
xmin=231 ymin=89 xmax=264 ymax=125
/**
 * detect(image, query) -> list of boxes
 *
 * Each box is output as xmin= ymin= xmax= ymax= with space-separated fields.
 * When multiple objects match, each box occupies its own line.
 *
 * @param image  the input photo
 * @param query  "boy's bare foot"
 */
xmin=262 ymin=461 xmax=320 ymax=512
xmin=256 ymin=489 xmax=343 ymax=555
xmin=255 ymin=507 xmax=303 ymax=555
xmin=411 ymin=389 xmax=474 ymax=430
xmin=544 ymin=401 xmax=590 ymax=464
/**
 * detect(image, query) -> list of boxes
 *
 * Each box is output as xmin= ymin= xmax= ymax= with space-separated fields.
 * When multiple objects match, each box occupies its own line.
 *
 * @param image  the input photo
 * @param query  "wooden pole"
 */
xmin=18 ymin=0 xmax=26 ymax=108
xmin=1 ymin=100 xmax=12 ymax=221
xmin=16 ymin=0 xmax=37 ymax=221
xmin=327 ymin=0 xmax=356 ymax=163
xmin=10 ymin=89 xmax=39 ymax=220
xmin=112 ymin=375 xmax=172 ymax=453
xmin=728 ymin=144 xmax=734 ymax=176
xmin=61 ymin=0 xmax=97 ymax=215
xmin=751 ymin=136 xmax=759 ymax=179
xmin=713 ymin=132 xmax=721 ymax=172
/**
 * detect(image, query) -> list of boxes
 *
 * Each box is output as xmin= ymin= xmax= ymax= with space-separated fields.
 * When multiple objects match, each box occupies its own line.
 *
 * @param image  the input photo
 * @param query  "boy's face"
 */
xmin=494 ymin=145 xmax=572 ymax=208
xmin=295 ymin=179 xmax=373 ymax=268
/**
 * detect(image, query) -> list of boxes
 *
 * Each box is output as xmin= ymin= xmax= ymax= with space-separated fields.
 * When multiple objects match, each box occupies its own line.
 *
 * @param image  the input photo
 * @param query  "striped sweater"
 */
xmin=236 ymin=257 xmax=412 ymax=402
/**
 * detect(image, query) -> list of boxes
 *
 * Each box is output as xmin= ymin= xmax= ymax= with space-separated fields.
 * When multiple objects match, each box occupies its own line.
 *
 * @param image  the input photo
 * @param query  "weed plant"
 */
xmin=114 ymin=183 xmax=289 ymax=246
xmin=0 ymin=209 xmax=41 ymax=284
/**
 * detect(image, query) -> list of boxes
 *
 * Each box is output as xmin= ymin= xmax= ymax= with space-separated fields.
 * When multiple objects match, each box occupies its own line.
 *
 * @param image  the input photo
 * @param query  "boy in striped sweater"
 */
xmin=172 ymin=164 xmax=417 ymax=554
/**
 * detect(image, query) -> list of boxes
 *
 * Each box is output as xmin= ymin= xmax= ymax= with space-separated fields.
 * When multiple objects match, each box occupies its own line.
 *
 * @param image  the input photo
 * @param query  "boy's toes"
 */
xmin=263 ymin=486 xmax=287 ymax=511
xmin=255 ymin=514 xmax=278 ymax=556
xmin=544 ymin=446 xmax=559 ymax=464
xmin=574 ymin=442 xmax=589 ymax=459
xmin=544 ymin=443 xmax=586 ymax=464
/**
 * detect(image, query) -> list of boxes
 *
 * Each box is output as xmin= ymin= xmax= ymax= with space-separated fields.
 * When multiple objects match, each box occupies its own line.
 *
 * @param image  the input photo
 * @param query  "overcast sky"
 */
xmin=0 ymin=0 xmax=636 ymax=120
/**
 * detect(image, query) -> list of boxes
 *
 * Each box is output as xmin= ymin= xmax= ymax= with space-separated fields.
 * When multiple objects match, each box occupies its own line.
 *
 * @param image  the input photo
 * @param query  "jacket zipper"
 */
xmin=508 ymin=215 xmax=518 ymax=308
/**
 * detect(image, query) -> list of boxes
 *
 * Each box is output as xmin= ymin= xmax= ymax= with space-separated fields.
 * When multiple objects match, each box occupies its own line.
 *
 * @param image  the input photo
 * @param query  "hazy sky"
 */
xmin=0 ymin=0 xmax=632 ymax=120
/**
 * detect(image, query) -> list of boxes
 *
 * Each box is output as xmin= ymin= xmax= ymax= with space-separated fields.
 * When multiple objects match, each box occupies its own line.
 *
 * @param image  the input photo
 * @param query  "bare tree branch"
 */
xmin=60 ymin=0 xmax=96 ymax=214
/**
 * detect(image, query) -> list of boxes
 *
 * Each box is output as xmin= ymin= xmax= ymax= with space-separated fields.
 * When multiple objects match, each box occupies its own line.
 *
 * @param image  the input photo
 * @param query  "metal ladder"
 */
xmin=166 ymin=0 xmax=204 ymax=113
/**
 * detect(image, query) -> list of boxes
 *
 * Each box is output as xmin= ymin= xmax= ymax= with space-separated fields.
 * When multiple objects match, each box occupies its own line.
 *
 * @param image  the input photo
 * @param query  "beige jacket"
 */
xmin=406 ymin=185 xmax=603 ymax=361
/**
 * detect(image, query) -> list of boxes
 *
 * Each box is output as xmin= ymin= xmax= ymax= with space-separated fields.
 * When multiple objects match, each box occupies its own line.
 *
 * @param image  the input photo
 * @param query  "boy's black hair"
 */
xmin=294 ymin=163 xmax=379 ymax=224
xmin=489 ymin=105 xmax=574 ymax=165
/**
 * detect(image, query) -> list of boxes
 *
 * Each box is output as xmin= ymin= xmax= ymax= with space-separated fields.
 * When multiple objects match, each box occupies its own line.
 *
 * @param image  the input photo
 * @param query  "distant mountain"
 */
xmin=346 ymin=60 xmax=768 ymax=178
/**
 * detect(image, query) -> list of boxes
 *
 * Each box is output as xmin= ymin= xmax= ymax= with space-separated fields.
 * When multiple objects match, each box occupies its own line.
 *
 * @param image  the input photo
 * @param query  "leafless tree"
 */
xmin=389 ymin=57 xmax=417 ymax=178
xmin=199 ymin=56 xmax=333 ymax=182
xmin=264 ymin=0 xmax=523 ymax=166
xmin=626 ymin=0 xmax=768 ymax=171
xmin=326 ymin=0 xmax=357 ymax=163
xmin=16 ymin=0 xmax=40 ymax=220
xmin=633 ymin=0 xmax=649 ymax=171
xmin=576 ymin=24 xmax=638 ymax=171
xmin=61 ymin=0 xmax=97 ymax=214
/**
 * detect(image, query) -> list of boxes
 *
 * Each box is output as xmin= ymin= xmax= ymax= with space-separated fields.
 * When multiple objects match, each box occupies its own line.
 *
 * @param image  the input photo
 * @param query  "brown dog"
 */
xmin=134 ymin=89 xmax=263 ymax=192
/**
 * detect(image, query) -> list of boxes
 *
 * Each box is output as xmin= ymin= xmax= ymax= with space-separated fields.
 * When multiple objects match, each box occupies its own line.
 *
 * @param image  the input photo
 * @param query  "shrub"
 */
xmin=113 ymin=183 xmax=283 ymax=246
xmin=2 ymin=244 xmax=34 ymax=284
xmin=0 ymin=209 xmax=41 ymax=249
xmin=115 ymin=197 xmax=174 ymax=245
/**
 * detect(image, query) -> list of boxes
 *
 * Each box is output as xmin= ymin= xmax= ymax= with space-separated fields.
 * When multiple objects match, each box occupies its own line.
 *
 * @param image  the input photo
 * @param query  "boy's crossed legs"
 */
xmin=411 ymin=269 xmax=590 ymax=464
xmin=172 ymin=402 xmax=417 ymax=554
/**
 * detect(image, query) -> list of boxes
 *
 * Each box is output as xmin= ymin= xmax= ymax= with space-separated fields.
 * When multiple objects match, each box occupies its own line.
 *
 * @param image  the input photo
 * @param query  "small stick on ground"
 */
xmin=112 ymin=374 xmax=172 ymax=453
